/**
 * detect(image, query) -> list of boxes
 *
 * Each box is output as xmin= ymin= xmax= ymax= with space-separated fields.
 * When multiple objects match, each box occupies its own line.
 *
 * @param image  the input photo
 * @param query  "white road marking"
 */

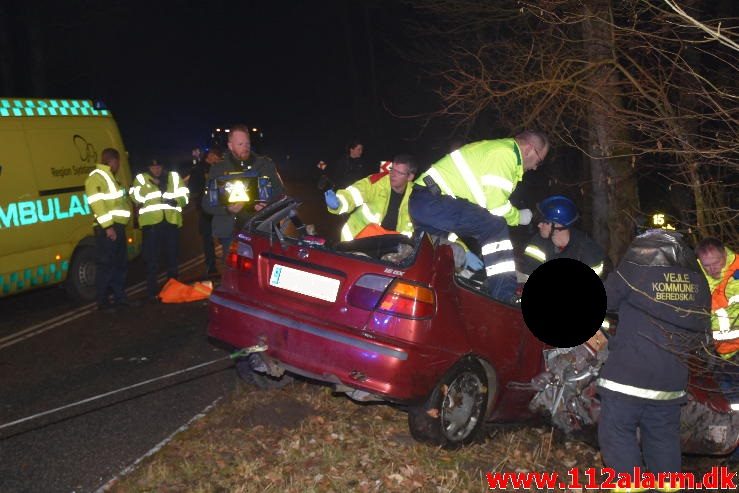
xmin=0 ymin=252 xmax=216 ymax=351
xmin=93 ymin=397 xmax=223 ymax=493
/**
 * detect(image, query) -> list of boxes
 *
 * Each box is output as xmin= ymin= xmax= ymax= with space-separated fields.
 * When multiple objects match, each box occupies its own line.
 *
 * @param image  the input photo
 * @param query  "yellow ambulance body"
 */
xmin=0 ymin=98 xmax=141 ymax=301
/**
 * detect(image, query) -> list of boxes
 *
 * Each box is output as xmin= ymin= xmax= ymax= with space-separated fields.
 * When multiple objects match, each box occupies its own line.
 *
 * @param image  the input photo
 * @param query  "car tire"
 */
xmin=407 ymin=359 xmax=489 ymax=449
xmin=235 ymin=354 xmax=294 ymax=390
xmin=65 ymin=245 xmax=97 ymax=302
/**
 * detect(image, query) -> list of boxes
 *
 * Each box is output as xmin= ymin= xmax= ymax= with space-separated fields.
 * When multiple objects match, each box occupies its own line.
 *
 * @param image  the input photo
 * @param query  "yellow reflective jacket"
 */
xmin=700 ymin=247 xmax=739 ymax=359
xmin=329 ymin=171 xmax=413 ymax=242
xmin=415 ymin=139 xmax=525 ymax=226
xmin=130 ymin=171 xmax=189 ymax=227
xmin=84 ymin=164 xmax=131 ymax=229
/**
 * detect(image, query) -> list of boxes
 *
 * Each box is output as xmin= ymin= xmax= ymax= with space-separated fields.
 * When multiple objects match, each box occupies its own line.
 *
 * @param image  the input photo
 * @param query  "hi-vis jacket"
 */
xmin=415 ymin=139 xmax=525 ymax=226
xmin=130 ymin=171 xmax=189 ymax=227
xmin=330 ymin=171 xmax=413 ymax=242
xmin=700 ymin=247 xmax=739 ymax=359
xmin=85 ymin=164 xmax=131 ymax=229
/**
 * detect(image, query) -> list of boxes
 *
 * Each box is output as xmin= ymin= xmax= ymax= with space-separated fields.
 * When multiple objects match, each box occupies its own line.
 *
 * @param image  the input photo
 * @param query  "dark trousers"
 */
xmin=198 ymin=211 xmax=216 ymax=273
xmin=598 ymin=392 xmax=682 ymax=475
xmin=218 ymin=236 xmax=233 ymax=264
xmin=714 ymin=356 xmax=739 ymax=401
xmin=142 ymin=222 xmax=180 ymax=298
xmin=409 ymin=186 xmax=517 ymax=301
xmin=94 ymin=222 xmax=128 ymax=306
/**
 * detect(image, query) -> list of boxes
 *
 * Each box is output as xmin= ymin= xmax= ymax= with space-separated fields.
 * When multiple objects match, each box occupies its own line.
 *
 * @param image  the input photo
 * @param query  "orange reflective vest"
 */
xmin=709 ymin=250 xmax=739 ymax=358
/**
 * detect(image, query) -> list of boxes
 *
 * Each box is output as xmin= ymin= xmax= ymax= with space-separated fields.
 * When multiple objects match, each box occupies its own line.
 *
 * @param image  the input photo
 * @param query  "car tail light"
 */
xmin=347 ymin=274 xmax=394 ymax=310
xmin=226 ymin=241 xmax=254 ymax=271
xmin=377 ymin=279 xmax=435 ymax=319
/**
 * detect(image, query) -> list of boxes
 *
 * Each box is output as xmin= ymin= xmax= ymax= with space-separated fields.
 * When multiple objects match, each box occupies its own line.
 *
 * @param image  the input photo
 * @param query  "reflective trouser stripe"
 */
xmin=596 ymin=378 xmax=686 ymax=400
xmin=486 ymin=260 xmax=516 ymax=277
xmin=481 ymin=239 xmax=515 ymax=277
xmin=481 ymin=239 xmax=513 ymax=256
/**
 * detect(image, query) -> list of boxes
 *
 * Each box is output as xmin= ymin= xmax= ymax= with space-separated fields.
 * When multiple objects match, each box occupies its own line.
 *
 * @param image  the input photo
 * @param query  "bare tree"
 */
xmin=407 ymin=0 xmax=739 ymax=261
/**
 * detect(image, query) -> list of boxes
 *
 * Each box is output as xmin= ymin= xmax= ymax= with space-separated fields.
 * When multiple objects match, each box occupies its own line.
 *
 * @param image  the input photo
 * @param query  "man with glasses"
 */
xmin=324 ymin=154 xmax=417 ymax=241
xmin=409 ymin=130 xmax=548 ymax=303
xmin=520 ymin=195 xmax=607 ymax=280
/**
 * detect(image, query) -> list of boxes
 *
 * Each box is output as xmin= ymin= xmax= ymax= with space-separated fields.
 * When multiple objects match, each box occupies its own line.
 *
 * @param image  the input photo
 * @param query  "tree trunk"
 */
xmin=581 ymin=0 xmax=639 ymax=265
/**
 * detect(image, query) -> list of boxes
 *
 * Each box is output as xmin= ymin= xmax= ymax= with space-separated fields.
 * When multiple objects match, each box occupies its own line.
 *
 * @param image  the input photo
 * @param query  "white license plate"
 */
xmin=269 ymin=264 xmax=340 ymax=302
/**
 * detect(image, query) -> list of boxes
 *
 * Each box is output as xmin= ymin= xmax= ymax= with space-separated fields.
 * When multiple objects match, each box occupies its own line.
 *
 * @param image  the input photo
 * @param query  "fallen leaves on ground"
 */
xmin=108 ymin=379 xmax=727 ymax=493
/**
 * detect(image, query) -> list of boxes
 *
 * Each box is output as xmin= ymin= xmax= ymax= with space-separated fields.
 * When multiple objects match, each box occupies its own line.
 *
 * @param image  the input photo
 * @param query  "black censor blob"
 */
xmin=521 ymin=258 xmax=606 ymax=348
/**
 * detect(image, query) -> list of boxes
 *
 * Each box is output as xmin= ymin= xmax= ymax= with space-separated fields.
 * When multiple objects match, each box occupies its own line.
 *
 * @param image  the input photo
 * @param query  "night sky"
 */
xmin=4 ymin=1 xmax=452 ymax=177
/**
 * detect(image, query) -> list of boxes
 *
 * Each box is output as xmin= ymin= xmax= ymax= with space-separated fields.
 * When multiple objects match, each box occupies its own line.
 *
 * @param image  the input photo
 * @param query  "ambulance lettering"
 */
xmin=0 ymin=193 xmax=91 ymax=229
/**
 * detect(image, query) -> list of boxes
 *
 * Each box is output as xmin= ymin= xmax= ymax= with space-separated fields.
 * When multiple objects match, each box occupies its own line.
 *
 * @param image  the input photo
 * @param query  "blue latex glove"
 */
xmin=324 ymin=190 xmax=339 ymax=210
xmin=465 ymin=251 xmax=484 ymax=271
xmin=734 ymin=270 xmax=739 ymax=280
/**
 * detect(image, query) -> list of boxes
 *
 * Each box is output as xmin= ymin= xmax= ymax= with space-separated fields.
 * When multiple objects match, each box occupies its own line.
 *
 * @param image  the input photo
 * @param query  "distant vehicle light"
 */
xmin=93 ymin=100 xmax=107 ymax=110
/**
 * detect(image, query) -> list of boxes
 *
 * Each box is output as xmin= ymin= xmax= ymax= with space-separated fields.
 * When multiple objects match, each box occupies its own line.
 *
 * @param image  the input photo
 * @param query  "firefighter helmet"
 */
xmin=537 ymin=195 xmax=579 ymax=227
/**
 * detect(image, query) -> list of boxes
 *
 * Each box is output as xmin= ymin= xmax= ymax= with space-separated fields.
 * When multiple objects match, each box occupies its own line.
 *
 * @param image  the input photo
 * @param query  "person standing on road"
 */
xmin=188 ymin=146 xmax=223 ymax=276
xmin=131 ymin=159 xmax=190 ymax=302
xmin=408 ymin=130 xmax=546 ymax=303
xmin=84 ymin=148 xmax=133 ymax=310
xmin=596 ymin=229 xmax=711 ymax=480
xmin=202 ymin=124 xmax=285 ymax=253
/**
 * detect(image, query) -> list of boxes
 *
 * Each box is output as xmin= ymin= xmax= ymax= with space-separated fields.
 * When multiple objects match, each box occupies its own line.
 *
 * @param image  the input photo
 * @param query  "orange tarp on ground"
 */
xmin=158 ymin=278 xmax=213 ymax=303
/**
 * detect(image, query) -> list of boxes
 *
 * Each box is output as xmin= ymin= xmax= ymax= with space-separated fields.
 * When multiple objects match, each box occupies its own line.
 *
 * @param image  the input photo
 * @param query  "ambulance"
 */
xmin=0 ymin=98 xmax=141 ymax=301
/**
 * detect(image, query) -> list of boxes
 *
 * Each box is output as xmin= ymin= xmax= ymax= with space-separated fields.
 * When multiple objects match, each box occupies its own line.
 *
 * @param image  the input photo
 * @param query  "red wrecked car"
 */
xmin=207 ymin=197 xmax=739 ymax=453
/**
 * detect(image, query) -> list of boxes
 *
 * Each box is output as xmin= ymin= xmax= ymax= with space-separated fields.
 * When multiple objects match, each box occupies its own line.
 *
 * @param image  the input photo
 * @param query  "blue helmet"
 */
xmin=537 ymin=195 xmax=579 ymax=227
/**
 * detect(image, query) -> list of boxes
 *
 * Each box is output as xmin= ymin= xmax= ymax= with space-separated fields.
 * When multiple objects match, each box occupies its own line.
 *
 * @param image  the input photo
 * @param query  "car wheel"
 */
xmin=65 ymin=245 xmax=97 ymax=302
xmin=408 ymin=359 xmax=488 ymax=449
xmin=235 ymin=353 xmax=294 ymax=390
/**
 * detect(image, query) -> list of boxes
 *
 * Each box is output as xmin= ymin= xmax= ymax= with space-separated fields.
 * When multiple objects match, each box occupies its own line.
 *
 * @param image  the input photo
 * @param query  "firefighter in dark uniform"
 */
xmin=520 ymin=195 xmax=606 ymax=279
xmin=596 ymin=229 xmax=711 ymax=478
